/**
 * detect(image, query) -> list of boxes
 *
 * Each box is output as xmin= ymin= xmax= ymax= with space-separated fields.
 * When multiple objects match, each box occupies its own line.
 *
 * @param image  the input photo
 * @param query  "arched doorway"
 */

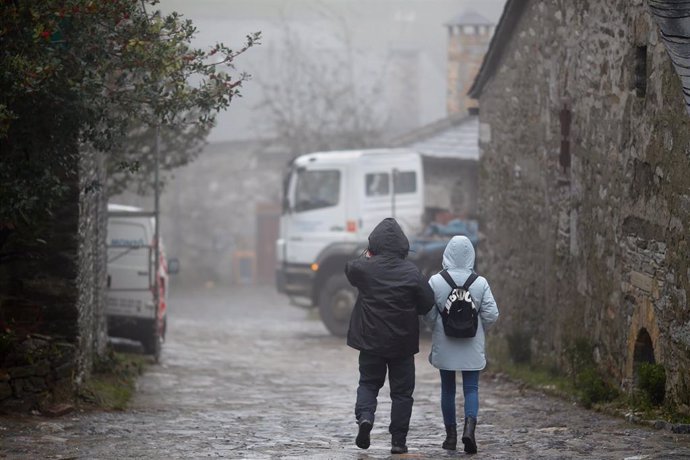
xmin=632 ymin=328 xmax=655 ymax=384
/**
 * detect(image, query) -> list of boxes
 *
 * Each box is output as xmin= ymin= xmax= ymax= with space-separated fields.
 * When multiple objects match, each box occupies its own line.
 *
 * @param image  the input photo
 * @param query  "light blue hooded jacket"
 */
xmin=425 ymin=235 xmax=499 ymax=371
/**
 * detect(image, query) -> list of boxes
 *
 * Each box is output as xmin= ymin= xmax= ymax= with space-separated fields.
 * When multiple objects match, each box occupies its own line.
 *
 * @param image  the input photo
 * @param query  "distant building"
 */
xmin=469 ymin=0 xmax=690 ymax=406
xmin=390 ymin=114 xmax=480 ymax=220
xmin=445 ymin=11 xmax=494 ymax=115
xmin=390 ymin=11 xmax=493 ymax=221
xmin=114 ymin=140 xmax=291 ymax=287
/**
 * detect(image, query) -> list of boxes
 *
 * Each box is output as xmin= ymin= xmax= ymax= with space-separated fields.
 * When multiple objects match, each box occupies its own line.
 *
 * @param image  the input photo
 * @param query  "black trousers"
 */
xmin=355 ymin=351 xmax=415 ymax=443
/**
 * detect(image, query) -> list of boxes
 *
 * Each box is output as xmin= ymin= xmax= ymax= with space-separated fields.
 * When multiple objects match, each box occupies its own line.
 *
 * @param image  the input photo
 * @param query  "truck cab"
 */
xmin=276 ymin=149 xmax=425 ymax=336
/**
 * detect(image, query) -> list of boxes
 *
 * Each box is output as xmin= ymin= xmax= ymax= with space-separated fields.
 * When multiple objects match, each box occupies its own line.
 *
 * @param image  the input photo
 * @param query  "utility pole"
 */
xmin=153 ymin=123 xmax=160 ymax=334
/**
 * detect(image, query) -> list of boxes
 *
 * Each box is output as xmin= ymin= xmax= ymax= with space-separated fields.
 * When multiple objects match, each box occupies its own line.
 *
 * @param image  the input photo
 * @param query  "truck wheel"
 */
xmin=318 ymin=274 xmax=356 ymax=337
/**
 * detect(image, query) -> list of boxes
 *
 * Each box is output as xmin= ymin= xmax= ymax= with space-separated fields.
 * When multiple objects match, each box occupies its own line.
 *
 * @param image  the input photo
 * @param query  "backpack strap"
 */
xmin=440 ymin=270 xmax=479 ymax=291
xmin=462 ymin=272 xmax=479 ymax=291
xmin=439 ymin=269 xmax=458 ymax=289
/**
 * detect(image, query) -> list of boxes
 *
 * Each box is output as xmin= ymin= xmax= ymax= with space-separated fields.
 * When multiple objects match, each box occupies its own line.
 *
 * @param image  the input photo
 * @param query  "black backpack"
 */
xmin=438 ymin=270 xmax=479 ymax=338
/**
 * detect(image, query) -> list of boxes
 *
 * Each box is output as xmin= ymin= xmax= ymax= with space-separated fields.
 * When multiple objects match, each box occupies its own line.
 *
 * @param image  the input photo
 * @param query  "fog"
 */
xmin=160 ymin=0 xmax=506 ymax=143
xmin=115 ymin=0 xmax=507 ymax=288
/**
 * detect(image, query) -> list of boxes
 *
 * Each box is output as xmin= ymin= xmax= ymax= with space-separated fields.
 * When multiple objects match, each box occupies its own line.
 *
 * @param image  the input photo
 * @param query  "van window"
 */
xmin=394 ymin=171 xmax=416 ymax=194
xmin=294 ymin=169 xmax=340 ymax=212
xmin=365 ymin=173 xmax=390 ymax=196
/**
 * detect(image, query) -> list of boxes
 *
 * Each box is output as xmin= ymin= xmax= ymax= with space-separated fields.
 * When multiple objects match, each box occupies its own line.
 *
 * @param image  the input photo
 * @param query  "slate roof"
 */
xmin=389 ymin=114 xmax=480 ymax=161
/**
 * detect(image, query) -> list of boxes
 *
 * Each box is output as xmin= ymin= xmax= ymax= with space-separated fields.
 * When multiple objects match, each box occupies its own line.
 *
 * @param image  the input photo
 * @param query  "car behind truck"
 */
xmin=275 ymin=149 xmax=466 ymax=336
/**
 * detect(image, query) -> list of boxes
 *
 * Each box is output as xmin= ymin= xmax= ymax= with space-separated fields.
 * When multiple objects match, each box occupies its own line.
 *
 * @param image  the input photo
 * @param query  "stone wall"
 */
xmin=477 ymin=0 xmax=690 ymax=405
xmin=0 ymin=149 xmax=107 ymax=411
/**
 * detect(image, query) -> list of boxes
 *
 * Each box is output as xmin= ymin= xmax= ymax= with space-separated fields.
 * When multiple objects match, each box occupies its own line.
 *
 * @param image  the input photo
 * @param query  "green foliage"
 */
xmin=637 ymin=362 xmax=666 ymax=406
xmin=564 ymin=338 xmax=619 ymax=408
xmin=506 ymin=330 xmax=532 ymax=364
xmin=80 ymin=349 xmax=148 ymax=410
xmin=565 ymin=337 xmax=594 ymax=384
xmin=577 ymin=367 xmax=619 ymax=408
xmin=0 ymin=328 xmax=18 ymax=359
xmin=0 ymin=0 xmax=259 ymax=229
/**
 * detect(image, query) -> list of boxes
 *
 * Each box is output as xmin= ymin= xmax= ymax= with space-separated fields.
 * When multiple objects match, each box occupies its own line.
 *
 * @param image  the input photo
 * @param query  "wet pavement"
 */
xmin=1 ymin=286 xmax=690 ymax=459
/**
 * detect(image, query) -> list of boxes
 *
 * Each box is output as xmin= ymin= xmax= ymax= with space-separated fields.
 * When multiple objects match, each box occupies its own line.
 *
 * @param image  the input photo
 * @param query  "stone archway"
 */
xmin=625 ymin=296 xmax=661 ymax=390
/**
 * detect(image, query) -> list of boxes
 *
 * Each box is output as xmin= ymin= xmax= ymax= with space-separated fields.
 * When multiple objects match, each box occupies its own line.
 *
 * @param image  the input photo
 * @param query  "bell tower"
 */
xmin=445 ymin=11 xmax=494 ymax=115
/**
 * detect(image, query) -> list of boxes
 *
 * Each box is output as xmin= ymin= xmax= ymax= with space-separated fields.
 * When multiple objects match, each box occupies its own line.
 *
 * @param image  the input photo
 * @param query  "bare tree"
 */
xmin=254 ymin=12 xmax=388 ymax=158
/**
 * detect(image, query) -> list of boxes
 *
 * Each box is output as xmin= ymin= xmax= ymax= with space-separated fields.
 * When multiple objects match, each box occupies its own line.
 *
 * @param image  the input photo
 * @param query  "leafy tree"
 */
xmin=0 ymin=0 xmax=259 ymax=241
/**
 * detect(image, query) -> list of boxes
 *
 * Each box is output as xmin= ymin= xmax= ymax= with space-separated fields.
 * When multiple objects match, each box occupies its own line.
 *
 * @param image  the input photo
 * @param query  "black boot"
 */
xmin=356 ymin=419 xmax=372 ymax=449
xmin=390 ymin=443 xmax=408 ymax=454
xmin=462 ymin=416 xmax=477 ymax=454
xmin=391 ymin=435 xmax=407 ymax=454
xmin=442 ymin=424 xmax=457 ymax=450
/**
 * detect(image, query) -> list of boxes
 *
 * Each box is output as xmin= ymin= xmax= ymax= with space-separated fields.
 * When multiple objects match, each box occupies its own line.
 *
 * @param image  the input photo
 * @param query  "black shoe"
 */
xmin=355 ymin=419 xmax=373 ymax=449
xmin=462 ymin=416 xmax=477 ymax=454
xmin=391 ymin=443 xmax=408 ymax=454
xmin=442 ymin=424 xmax=457 ymax=450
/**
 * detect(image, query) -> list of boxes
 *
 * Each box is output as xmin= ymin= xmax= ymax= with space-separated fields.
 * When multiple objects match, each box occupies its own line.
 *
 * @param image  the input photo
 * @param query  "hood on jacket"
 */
xmin=368 ymin=218 xmax=409 ymax=258
xmin=442 ymin=235 xmax=475 ymax=271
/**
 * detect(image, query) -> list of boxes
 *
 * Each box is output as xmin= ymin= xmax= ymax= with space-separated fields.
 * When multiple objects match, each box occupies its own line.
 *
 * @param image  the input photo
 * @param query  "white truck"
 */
xmin=275 ymin=149 xmax=449 ymax=336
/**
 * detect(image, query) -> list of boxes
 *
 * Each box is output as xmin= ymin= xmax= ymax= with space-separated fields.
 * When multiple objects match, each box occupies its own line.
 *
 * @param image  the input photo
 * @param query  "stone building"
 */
xmin=114 ymin=140 xmax=292 ymax=287
xmin=0 ymin=150 xmax=107 ymax=411
xmin=469 ymin=0 xmax=690 ymax=405
xmin=390 ymin=113 xmax=480 ymax=220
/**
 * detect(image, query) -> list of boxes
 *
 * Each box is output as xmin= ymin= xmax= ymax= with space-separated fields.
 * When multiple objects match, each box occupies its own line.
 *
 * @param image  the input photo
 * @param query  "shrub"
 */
xmin=565 ymin=338 xmax=594 ymax=382
xmin=577 ymin=367 xmax=619 ymax=408
xmin=564 ymin=337 xmax=619 ymax=407
xmin=506 ymin=330 xmax=531 ymax=364
xmin=637 ymin=362 xmax=666 ymax=406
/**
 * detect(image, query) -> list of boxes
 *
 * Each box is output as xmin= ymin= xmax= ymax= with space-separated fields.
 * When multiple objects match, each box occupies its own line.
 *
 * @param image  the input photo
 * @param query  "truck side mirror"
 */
xmin=167 ymin=258 xmax=180 ymax=275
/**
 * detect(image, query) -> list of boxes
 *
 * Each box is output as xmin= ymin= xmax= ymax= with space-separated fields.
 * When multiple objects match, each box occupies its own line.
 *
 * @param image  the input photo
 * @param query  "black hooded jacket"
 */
xmin=345 ymin=218 xmax=434 ymax=358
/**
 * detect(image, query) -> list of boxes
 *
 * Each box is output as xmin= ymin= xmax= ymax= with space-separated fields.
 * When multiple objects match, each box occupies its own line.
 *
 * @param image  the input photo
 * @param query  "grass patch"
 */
xmin=486 ymin=336 xmax=575 ymax=398
xmin=487 ymin=336 xmax=690 ymax=426
xmin=78 ymin=349 xmax=149 ymax=411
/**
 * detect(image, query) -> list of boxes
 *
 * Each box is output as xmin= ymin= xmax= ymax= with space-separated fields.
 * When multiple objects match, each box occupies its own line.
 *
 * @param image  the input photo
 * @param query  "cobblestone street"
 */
xmin=1 ymin=286 xmax=690 ymax=459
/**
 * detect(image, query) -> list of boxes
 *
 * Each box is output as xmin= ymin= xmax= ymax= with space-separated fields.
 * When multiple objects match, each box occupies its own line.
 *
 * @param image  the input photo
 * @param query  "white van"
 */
xmin=106 ymin=204 xmax=176 ymax=359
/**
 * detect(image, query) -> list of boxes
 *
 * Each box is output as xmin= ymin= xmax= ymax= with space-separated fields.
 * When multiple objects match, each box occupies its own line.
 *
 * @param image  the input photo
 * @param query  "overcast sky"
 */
xmin=159 ymin=0 xmax=507 ymax=144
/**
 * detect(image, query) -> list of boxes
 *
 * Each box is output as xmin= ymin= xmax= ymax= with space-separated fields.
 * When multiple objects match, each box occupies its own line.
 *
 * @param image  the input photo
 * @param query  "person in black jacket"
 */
xmin=345 ymin=217 xmax=434 ymax=454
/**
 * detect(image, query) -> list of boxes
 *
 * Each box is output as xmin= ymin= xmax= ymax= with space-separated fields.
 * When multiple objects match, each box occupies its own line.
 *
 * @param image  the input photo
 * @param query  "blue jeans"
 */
xmin=439 ymin=369 xmax=479 ymax=426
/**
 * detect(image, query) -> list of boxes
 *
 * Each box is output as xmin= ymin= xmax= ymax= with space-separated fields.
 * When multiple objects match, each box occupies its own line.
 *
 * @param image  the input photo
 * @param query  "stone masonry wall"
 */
xmin=447 ymin=27 xmax=492 ymax=115
xmin=75 ymin=149 xmax=108 ymax=384
xmin=0 ymin=149 xmax=107 ymax=412
xmin=478 ymin=0 xmax=690 ymax=405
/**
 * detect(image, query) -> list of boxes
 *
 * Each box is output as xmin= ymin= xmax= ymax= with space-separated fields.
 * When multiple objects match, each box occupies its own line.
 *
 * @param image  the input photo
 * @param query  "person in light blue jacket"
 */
xmin=425 ymin=235 xmax=499 ymax=455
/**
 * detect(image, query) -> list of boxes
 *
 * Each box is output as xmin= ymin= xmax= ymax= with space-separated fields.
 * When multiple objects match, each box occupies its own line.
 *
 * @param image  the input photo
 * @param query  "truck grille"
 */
xmin=106 ymin=296 xmax=145 ymax=311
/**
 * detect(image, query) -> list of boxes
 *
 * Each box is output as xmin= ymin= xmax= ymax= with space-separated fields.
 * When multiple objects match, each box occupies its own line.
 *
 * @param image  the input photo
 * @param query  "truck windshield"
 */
xmin=294 ymin=169 xmax=340 ymax=212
